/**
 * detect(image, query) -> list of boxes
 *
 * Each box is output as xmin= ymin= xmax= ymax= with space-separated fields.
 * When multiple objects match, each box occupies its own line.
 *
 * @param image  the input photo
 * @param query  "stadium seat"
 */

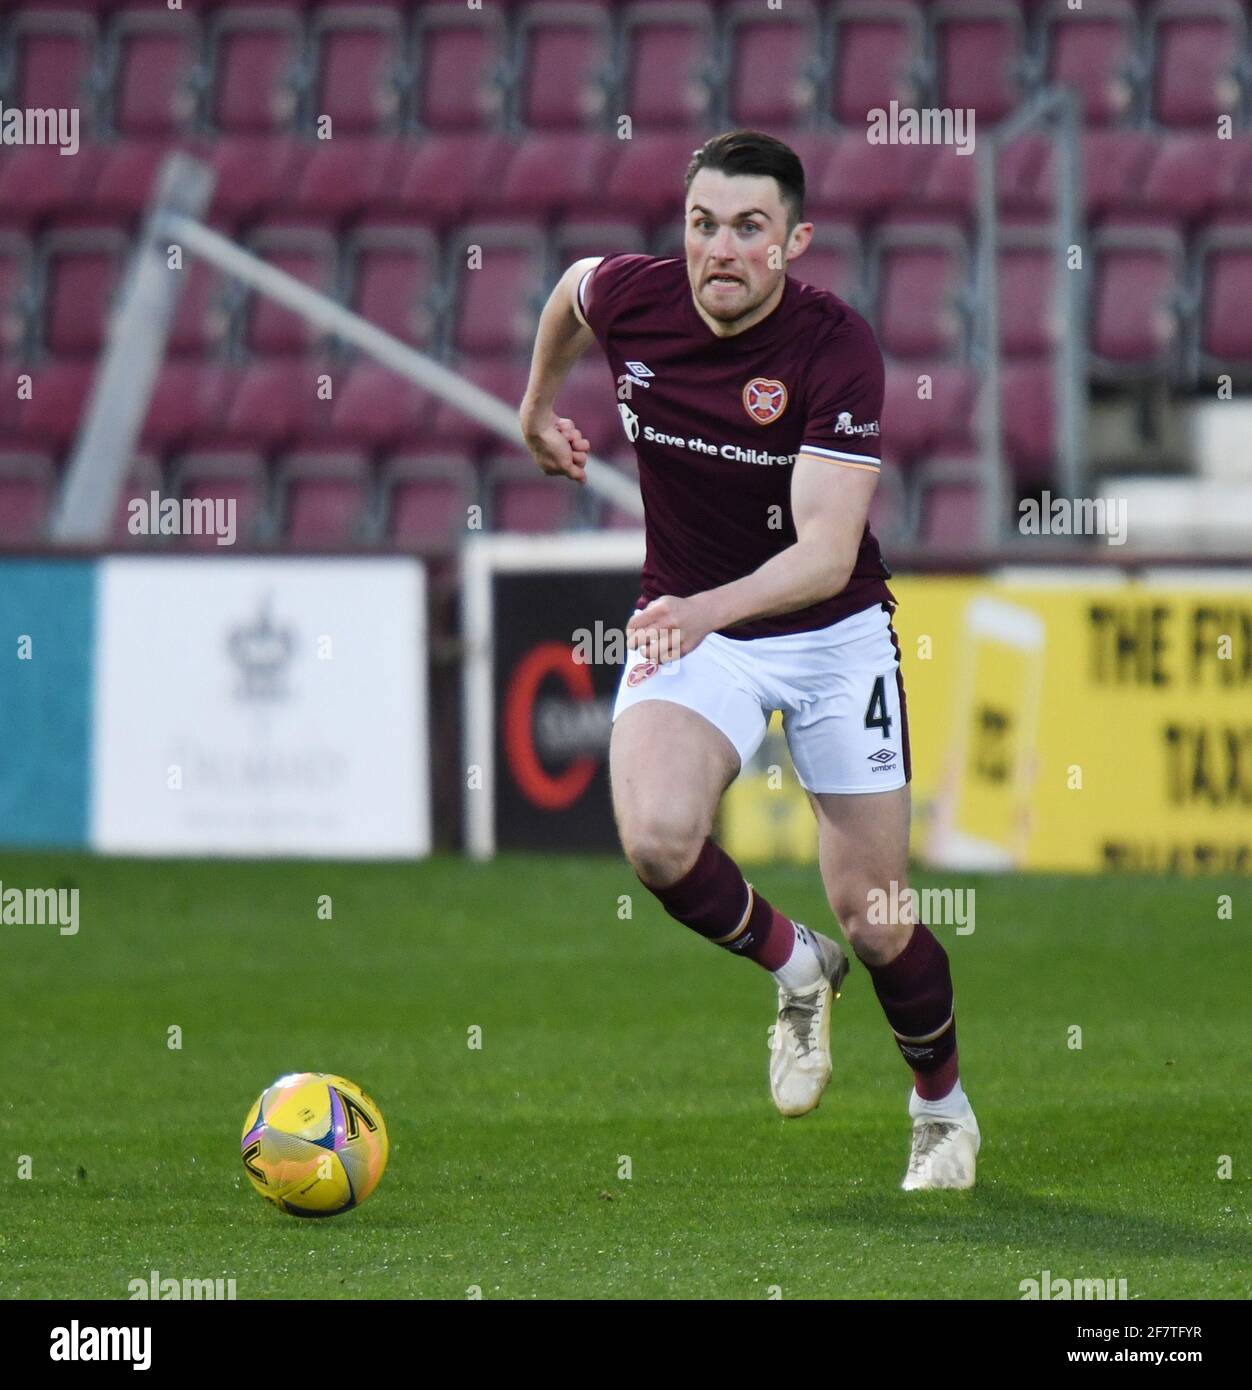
xmin=111 ymin=454 xmax=163 ymax=544
xmin=810 ymin=134 xmax=928 ymax=222
xmin=204 ymin=136 xmax=309 ymax=220
xmin=552 ymin=354 xmax=619 ymax=453
xmin=427 ymin=356 xmax=531 ymax=450
xmin=412 ymin=0 xmax=508 ymax=131
xmin=170 ymin=449 xmax=269 ymax=547
xmin=916 ymin=460 xmax=985 ymax=550
xmin=619 ymin=1 xmax=715 ymax=131
xmin=106 ymin=7 xmax=200 ymax=137
xmin=206 ymin=6 xmax=303 ymax=134
xmin=242 ymin=225 xmax=340 ymax=355
xmin=382 ymin=450 xmax=475 ymax=549
xmin=386 ymin=133 xmax=510 ymax=227
xmin=914 ymin=134 xmax=1051 ymax=224
xmin=931 ymin=0 xmax=1026 ymax=127
xmin=1078 ymin=130 xmax=1157 ymax=225
xmin=1195 ymin=226 xmax=1252 ymax=375
xmin=39 ymin=225 xmax=130 ymax=356
xmin=1000 ymin=358 xmax=1056 ymax=489
xmin=725 ymin=0 xmax=822 ymax=129
xmin=997 ymin=226 xmax=1058 ymax=357
xmin=552 ymin=219 xmax=649 ymax=268
xmin=1040 ymin=0 xmax=1139 ymax=128
xmin=0 ymin=232 xmax=32 ymax=361
xmin=867 ymin=461 xmax=912 ymax=548
xmin=223 ymin=358 xmax=335 ymax=449
xmin=478 ymin=133 xmax=615 ymax=217
xmin=486 ymin=450 xmax=580 ymax=533
xmin=789 ymin=224 xmax=863 ymax=306
xmin=6 ymin=10 xmax=98 ymax=119
xmin=871 ymin=223 xmax=970 ymax=360
xmin=0 ymin=144 xmax=102 ymax=224
xmin=1132 ymin=133 xmax=1250 ymax=228
xmin=514 ymin=3 xmax=613 ymax=131
xmin=328 ymin=361 xmax=433 ymax=448
xmin=599 ymin=448 xmax=644 ymax=529
xmin=140 ymin=361 xmax=236 ymax=451
xmin=446 ymin=222 xmax=546 ymax=357
xmin=166 ymin=250 xmax=232 ymax=358
xmin=828 ymin=0 xmax=924 ymax=128
xmin=290 ymin=135 xmax=398 ymax=218
xmin=1089 ymin=223 xmax=1186 ymax=374
xmin=343 ymin=223 xmax=441 ymax=351
xmin=276 ymin=447 xmax=372 ymax=546
xmin=0 ymin=450 xmax=54 ymax=542
xmin=599 ymin=131 xmax=713 ymax=222
xmin=1149 ymin=0 xmax=1246 ymax=129
xmin=309 ymin=5 xmax=404 ymax=135
xmin=882 ymin=360 xmax=978 ymax=466
xmin=88 ymin=137 xmax=192 ymax=216
xmin=10 ymin=359 xmax=96 ymax=449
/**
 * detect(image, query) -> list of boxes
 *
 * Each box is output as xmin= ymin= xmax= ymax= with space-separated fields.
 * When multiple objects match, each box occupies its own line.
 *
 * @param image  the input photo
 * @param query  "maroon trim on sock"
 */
xmin=865 ymin=922 xmax=957 ymax=1079
xmin=640 ymin=839 xmax=795 ymax=969
xmin=916 ymin=1052 xmax=960 ymax=1101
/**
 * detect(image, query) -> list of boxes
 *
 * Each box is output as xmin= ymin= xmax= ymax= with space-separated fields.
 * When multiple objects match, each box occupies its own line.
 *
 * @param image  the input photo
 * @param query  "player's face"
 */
xmin=684 ymin=169 xmax=801 ymax=333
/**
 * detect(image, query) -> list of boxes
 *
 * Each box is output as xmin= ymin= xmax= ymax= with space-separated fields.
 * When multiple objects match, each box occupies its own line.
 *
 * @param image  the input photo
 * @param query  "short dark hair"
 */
xmin=684 ymin=130 xmax=806 ymax=231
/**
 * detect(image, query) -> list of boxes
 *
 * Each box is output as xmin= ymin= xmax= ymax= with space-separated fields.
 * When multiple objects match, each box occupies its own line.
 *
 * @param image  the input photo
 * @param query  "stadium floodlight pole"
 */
xmin=157 ymin=213 xmax=645 ymax=519
xmin=52 ymin=155 xmax=214 ymax=543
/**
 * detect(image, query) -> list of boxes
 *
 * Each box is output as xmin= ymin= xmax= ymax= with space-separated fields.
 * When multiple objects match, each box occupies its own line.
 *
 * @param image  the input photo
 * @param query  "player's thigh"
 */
xmin=609 ymin=698 xmax=740 ymax=859
xmin=808 ymin=786 xmax=913 ymax=964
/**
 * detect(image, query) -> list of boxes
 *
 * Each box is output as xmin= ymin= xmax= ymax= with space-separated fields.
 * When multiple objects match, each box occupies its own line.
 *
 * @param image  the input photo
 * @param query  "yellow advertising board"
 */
xmin=723 ymin=574 xmax=1252 ymax=874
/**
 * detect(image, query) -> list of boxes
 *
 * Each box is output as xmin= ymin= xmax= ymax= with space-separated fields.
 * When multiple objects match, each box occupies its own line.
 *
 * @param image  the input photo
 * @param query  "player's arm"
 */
xmin=627 ymin=457 xmax=877 ymax=659
xmin=518 ymin=257 xmax=602 ymax=484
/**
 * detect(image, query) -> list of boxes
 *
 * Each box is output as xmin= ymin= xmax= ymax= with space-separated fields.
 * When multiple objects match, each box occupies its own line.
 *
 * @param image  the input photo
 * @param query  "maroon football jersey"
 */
xmin=579 ymin=253 xmax=894 ymax=639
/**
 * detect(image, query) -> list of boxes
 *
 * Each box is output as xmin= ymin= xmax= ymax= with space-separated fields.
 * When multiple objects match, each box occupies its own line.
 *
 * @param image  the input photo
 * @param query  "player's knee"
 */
xmin=619 ymin=814 xmax=704 ymax=889
xmin=827 ymin=884 xmax=912 ymax=966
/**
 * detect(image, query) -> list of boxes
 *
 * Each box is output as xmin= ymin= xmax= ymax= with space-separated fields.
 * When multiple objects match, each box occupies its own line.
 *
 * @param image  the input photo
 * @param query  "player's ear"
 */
xmin=786 ymin=221 xmax=815 ymax=261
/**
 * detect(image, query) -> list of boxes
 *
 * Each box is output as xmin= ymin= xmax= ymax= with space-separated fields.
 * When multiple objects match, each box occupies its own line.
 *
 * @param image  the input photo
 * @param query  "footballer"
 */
xmin=519 ymin=130 xmax=978 ymax=1190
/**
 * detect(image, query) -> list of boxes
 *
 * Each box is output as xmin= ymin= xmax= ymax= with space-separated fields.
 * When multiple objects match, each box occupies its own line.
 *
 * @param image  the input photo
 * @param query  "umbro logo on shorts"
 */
xmin=627 ymin=659 xmax=659 ymax=686
xmin=867 ymin=748 xmax=897 ymax=768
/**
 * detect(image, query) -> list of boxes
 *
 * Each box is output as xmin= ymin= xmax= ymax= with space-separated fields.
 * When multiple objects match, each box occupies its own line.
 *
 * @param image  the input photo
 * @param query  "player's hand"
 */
xmin=626 ymin=594 xmax=713 ymax=664
xmin=519 ymin=408 xmax=590 ymax=485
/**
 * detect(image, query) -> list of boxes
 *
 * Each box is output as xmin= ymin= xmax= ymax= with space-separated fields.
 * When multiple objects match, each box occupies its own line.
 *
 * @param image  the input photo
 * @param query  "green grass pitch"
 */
xmin=1 ymin=853 xmax=1247 ymax=1300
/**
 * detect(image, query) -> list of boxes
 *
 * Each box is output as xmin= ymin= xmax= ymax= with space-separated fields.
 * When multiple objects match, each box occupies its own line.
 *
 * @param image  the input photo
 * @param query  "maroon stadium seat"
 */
xmin=0 ymin=451 xmax=53 ymax=541
xmin=917 ymin=460 xmax=985 ymax=550
xmin=309 ymin=6 xmax=403 ymax=135
xmin=291 ymin=135 xmax=398 ymax=218
xmin=726 ymin=0 xmax=821 ymax=129
xmin=997 ymin=226 xmax=1057 ymax=357
xmin=382 ymin=450 xmax=475 ymax=548
xmin=427 ymin=356 xmax=531 ymax=450
xmin=600 ymin=449 xmax=644 ymax=529
xmin=487 ymin=451 xmax=579 ymax=533
xmin=386 ymin=133 xmax=510 ymax=226
xmin=446 ymin=222 xmax=546 ymax=356
xmin=810 ymin=134 xmax=928 ymax=222
xmin=931 ymin=0 xmax=1025 ymax=127
xmin=170 ymin=449 xmax=268 ymax=547
xmin=828 ymin=0 xmax=924 ymax=128
xmin=0 ymin=232 xmax=32 ymax=361
xmin=882 ymin=361 xmax=978 ymax=466
xmin=204 ymin=136 xmax=309 ymax=220
xmin=206 ymin=7 xmax=303 ymax=134
xmin=599 ymin=132 xmax=710 ymax=222
xmin=88 ymin=138 xmax=189 ymax=216
xmin=111 ymin=454 xmax=163 ymax=544
xmin=1078 ymin=130 xmax=1157 ymax=225
xmin=1196 ymin=227 xmax=1252 ymax=371
xmin=478 ymin=133 xmax=615 ymax=217
xmin=1041 ymin=0 xmax=1138 ymax=128
xmin=872 ymin=223 xmax=969 ymax=360
xmin=1133 ymin=133 xmax=1250 ymax=227
xmin=789 ymin=225 xmax=863 ymax=305
xmin=224 ymin=358 xmax=334 ymax=449
xmin=107 ymin=7 xmax=200 ymax=137
xmin=242 ymin=225 xmax=339 ymax=355
xmin=515 ymin=3 xmax=613 ymax=131
xmin=0 ymin=144 xmax=101 ymax=224
xmin=329 ymin=361 xmax=433 ymax=448
xmin=999 ymin=358 xmax=1056 ymax=489
xmin=8 ymin=10 xmax=98 ymax=118
xmin=166 ymin=252 xmax=232 ymax=358
xmin=344 ymin=224 xmax=441 ymax=351
xmin=915 ymin=134 xmax=1051 ymax=224
xmin=140 ymin=361 xmax=237 ymax=450
xmin=552 ymin=219 xmax=649 ymax=267
xmin=1149 ymin=0 xmax=1245 ymax=129
xmin=277 ymin=448 xmax=372 ymax=545
xmin=552 ymin=355 xmax=619 ymax=453
xmin=39 ymin=225 xmax=129 ymax=356
xmin=1089 ymin=223 xmax=1186 ymax=372
xmin=620 ymin=1 xmax=715 ymax=131
xmin=11 ymin=359 xmax=96 ymax=449
xmin=867 ymin=462 xmax=911 ymax=548
xmin=412 ymin=0 xmax=508 ymax=131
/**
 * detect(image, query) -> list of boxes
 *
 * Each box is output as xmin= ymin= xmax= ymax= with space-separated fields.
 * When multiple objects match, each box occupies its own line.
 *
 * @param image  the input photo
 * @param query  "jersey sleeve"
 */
xmin=796 ymin=313 xmax=885 ymax=473
xmin=578 ymin=253 xmax=654 ymax=343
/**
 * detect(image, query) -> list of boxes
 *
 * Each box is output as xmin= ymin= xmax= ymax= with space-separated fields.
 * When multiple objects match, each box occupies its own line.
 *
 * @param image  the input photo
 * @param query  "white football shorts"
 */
xmin=612 ymin=601 xmax=911 ymax=794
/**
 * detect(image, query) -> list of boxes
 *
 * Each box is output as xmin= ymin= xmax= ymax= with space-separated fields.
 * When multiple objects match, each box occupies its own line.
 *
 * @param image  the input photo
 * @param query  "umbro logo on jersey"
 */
xmin=624 ymin=360 xmax=654 ymax=382
xmin=742 ymin=377 xmax=788 ymax=425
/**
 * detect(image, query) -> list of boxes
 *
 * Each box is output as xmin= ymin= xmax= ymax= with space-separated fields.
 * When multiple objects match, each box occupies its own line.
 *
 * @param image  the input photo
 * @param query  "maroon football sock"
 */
xmin=640 ymin=839 xmax=796 ymax=970
xmin=864 ymin=922 xmax=960 ymax=1101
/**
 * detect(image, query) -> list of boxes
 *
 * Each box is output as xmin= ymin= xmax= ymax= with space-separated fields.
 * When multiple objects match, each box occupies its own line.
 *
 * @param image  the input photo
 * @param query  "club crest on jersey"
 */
xmin=627 ymin=659 xmax=659 ymax=686
xmin=742 ymin=377 xmax=788 ymax=425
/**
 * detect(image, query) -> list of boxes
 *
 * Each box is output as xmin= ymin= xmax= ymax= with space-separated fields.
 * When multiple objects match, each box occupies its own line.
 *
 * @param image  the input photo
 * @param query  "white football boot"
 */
xmin=901 ymin=1089 xmax=981 ymax=1190
xmin=769 ymin=927 xmax=849 ymax=1117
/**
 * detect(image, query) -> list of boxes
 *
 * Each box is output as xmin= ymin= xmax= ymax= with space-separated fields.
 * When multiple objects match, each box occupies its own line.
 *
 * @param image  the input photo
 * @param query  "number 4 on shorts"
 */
xmin=864 ymin=675 xmax=892 ymax=739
